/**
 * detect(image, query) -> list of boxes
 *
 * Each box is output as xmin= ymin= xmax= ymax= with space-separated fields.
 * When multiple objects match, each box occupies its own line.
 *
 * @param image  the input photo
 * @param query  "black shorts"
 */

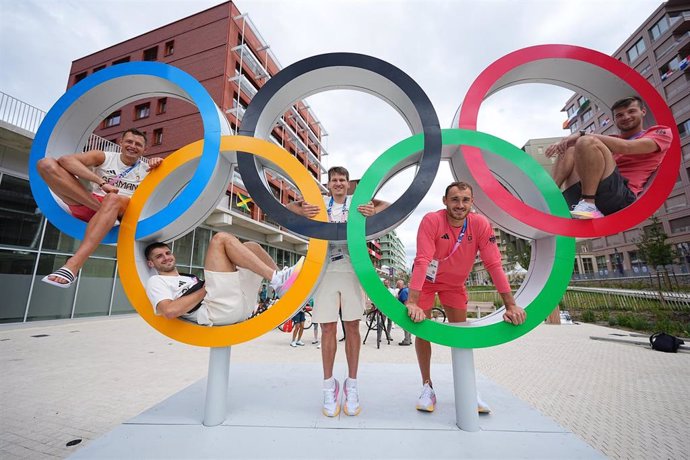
xmin=292 ymin=311 xmax=306 ymax=323
xmin=562 ymin=167 xmax=636 ymax=216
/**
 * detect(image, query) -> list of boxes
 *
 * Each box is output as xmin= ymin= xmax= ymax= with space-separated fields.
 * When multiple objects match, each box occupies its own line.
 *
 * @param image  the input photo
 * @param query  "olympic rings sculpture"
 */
xmin=29 ymin=45 xmax=680 ymax=348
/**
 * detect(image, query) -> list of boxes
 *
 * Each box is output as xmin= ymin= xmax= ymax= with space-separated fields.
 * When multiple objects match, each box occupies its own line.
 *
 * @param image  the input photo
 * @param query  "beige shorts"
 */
xmin=312 ymin=264 xmax=365 ymax=323
xmin=197 ymin=268 xmax=263 ymax=326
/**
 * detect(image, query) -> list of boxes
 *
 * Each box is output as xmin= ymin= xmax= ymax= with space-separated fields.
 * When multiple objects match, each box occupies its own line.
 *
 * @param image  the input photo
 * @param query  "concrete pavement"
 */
xmin=1 ymin=315 xmax=688 ymax=459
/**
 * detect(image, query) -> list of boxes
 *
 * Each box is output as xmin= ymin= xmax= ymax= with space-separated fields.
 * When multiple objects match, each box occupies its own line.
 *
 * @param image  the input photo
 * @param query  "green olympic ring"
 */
xmin=347 ymin=128 xmax=576 ymax=348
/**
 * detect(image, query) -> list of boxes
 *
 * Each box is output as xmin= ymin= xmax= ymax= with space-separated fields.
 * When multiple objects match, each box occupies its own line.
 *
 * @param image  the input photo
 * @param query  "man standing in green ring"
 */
xmin=405 ymin=181 xmax=526 ymax=413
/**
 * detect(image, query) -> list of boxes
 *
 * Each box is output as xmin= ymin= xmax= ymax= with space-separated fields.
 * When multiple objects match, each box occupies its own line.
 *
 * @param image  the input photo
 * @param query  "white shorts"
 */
xmin=196 ymin=268 xmax=263 ymax=326
xmin=312 ymin=264 xmax=365 ymax=323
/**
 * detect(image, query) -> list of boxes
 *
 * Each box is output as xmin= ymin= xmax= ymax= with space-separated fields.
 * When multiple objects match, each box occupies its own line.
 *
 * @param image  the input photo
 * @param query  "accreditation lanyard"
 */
xmin=440 ymin=219 xmax=468 ymax=262
xmin=105 ymin=158 xmax=140 ymax=185
xmin=426 ymin=219 xmax=467 ymax=282
xmin=327 ymin=196 xmax=348 ymax=223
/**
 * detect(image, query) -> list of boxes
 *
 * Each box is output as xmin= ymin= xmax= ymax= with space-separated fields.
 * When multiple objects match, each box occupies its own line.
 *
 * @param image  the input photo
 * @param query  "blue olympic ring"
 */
xmin=28 ymin=62 xmax=223 ymax=243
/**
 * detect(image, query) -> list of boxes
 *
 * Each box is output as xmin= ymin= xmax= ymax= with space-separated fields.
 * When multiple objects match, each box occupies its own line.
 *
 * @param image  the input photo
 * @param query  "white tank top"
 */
xmin=91 ymin=151 xmax=150 ymax=198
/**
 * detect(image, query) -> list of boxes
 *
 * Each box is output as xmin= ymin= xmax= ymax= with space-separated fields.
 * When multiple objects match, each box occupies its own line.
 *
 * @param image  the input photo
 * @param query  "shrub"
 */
xmin=629 ymin=316 xmax=649 ymax=331
xmin=608 ymin=316 xmax=618 ymax=327
xmin=581 ymin=310 xmax=596 ymax=323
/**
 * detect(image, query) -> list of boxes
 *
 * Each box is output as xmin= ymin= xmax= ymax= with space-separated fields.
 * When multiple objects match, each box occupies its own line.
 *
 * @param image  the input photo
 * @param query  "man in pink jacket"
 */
xmin=405 ymin=182 xmax=526 ymax=413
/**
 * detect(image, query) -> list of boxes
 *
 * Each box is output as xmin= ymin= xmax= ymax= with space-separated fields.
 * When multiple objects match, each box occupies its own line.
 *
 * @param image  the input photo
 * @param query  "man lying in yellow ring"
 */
xmin=144 ymin=233 xmax=301 ymax=326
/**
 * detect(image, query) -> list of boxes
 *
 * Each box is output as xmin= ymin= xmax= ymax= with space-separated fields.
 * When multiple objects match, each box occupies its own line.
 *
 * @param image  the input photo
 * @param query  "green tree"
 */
xmin=505 ymin=236 xmax=532 ymax=271
xmin=636 ymin=216 xmax=676 ymax=291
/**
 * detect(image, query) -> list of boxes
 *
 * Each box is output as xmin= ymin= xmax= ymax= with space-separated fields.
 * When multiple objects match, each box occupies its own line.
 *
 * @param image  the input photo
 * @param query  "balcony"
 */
xmin=277 ymin=117 xmax=326 ymax=174
xmin=232 ymin=43 xmax=269 ymax=80
xmin=671 ymin=11 xmax=690 ymax=35
xmin=225 ymin=101 xmax=246 ymax=121
xmin=229 ymin=72 xmax=258 ymax=99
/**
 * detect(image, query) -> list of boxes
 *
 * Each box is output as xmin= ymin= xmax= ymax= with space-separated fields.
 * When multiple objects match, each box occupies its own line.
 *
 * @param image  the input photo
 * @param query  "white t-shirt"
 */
xmin=146 ymin=274 xmax=202 ymax=324
xmin=91 ymin=151 xmax=150 ymax=198
xmin=324 ymin=195 xmax=352 ymax=272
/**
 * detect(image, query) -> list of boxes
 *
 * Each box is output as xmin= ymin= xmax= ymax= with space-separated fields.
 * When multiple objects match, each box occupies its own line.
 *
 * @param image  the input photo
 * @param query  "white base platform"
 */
xmin=70 ymin=363 xmax=604 ymax=459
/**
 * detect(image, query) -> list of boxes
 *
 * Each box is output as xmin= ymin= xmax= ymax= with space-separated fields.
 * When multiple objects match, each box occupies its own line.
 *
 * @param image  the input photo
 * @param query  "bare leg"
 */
xmin=204 ymin=233 xmax=275 ymax=279
xmin=49 ymin=193 xmax=126 ymax=283
xmin=37 ymin=158 xmax=101 ymax=210
xmin=296 ymin=322 xmax=304 ymax=342
xmin=415 ymin=309 xmax=434 ymax=385
xmin=551 ymin=146 xmax=578 ymax=189
xmin=321 ymin=321 xmax=338 ymax=379
xmin=415 ymin=307 xmax=467 ymax=385
xmin=244 ymin=242 xmax=279 ymax=271
xmin=343 ymin=320 xmax=361 ymax=379
xmin=573 ymin=136 xmax=616 ymax=202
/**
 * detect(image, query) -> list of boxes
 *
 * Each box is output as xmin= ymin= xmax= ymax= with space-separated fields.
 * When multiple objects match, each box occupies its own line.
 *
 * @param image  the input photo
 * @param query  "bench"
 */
xmin=467 ymin=301 xmax=496 ymax=318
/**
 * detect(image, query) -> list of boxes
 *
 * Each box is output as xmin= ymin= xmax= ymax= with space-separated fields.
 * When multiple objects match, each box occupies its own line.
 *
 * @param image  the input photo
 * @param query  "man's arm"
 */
xmin=476 ymin=217 xmax=526 ymax=325
xmin=357 ymin=198 xmax=389 ymax=217
xmin=546 ymin=132 xmax=661 ymax=158
xmin=287 ymin=198 xmax=320 ymax=218
xmin=156 ymin=287 xmax=207 ymax=319
xmin=56 ymin=150 xmax=108 ymax=187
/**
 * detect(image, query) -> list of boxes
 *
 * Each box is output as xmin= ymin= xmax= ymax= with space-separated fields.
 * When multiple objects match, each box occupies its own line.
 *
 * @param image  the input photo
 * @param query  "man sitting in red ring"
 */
xmin=405 ymin=182 xmax=526 ymax=414
xmin=36 ymin=128 xmax=163 ymax=288
xmin=546 ymin=95 xmax=672 ymax=219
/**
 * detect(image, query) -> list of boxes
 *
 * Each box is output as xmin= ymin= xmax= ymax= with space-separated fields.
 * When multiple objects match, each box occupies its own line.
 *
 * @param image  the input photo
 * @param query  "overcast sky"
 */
xmin=0 ymin=0 xmax=664 ymax=266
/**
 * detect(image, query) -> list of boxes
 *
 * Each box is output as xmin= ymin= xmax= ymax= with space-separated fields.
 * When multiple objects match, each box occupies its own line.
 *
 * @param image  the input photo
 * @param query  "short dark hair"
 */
xmin=144 ymin=242 xmax=170 ymax=260
xmin=328 ymin=166 xmax=349 ymax=181
xmin=611 ymin=96 xmax=644 ymax=113
xmin=445 ymin=181 xmax=473 ymax=197
xmin=122 ymin=128 xmax=147 ymax=145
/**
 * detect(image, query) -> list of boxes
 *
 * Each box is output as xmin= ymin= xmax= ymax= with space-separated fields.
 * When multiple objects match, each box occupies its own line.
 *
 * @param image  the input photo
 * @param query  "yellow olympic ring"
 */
xmin=117 ymin=135 xmax=328 ymax=347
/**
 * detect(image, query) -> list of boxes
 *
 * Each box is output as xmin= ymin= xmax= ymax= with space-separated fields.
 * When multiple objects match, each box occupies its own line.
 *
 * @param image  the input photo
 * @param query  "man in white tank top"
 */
xmin=36 ymin=128 xmax=163 ymax=288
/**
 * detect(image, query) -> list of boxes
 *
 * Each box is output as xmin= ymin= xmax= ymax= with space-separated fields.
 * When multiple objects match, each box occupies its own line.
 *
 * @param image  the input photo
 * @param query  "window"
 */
xmin=585 ymin=123 xmax=595 ymax=133
xmin=134 ymin=103 xmax=150 ymax=120
xmin=577 ymin=96 xmax=587 ymax=106
xmin=660 ymin=55 xmax=681 ymax=80
xmin=112 ymin=57 xmax=130 ymax=65
xmin=157 ymin=98 xmax=167 ymax=114
xmin=153 ymin=128 xmax=163 ymax=145
xmin=669 ymin=216 xmax=690 ymax=234
xmin=566 ymin=105 xmax=577 ymax=118
xmin=0 ymin=174 xmax=42 ymax=249
xmin=74 ymin=72 xmax=87 ymax=84
xmin=93 ymin=65 xmax=106 ymax=73
xmin=104 ymin=111 xmax=121 ymax=128
xmin=649 ymin=16 xmax=670 ymax=41
xmin=582 ymin=109 xmax=593 ymax=122
xmin=626 ymin=38 xmax=646 ymax=62
xmin=143 ymin=46 xmax=158 ymax=61
xmin=164 ymin=40 xmax=175 ymax=56
xmin=678 ymin=119 xmax=690 ymax=138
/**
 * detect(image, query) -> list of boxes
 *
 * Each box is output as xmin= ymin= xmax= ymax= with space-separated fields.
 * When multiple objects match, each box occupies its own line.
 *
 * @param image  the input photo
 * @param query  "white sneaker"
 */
xmin=269 ymin=257 xmax=304 ymax=297
xmin=570 ymin=199 xmax=604 ymax=219
xmin=323 ymin=378 xmax=340 ymax=417
xmin=416 ymin=381 xmax=436 ymax=412
xmin=296 ymin=340 xmax=305 ymax=346
xmin=290 ymin=341 xmax=297 ymax=347
xmin=343 ymin=378 xmax=361 ymax=416
xmin=317 ymin=343 xmax=321 ymax=349
xmin=477 ymin=393 xmax=491 ymax=414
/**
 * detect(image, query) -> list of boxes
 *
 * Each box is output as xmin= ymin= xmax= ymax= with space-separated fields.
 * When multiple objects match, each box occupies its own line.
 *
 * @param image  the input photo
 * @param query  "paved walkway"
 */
xmin=1 ymin=315 xmax=688 ymax=459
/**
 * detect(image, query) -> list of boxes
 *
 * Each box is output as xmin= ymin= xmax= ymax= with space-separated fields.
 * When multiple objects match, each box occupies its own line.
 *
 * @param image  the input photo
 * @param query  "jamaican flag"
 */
xmin=236 ymin=192 xmax=252 ymax=211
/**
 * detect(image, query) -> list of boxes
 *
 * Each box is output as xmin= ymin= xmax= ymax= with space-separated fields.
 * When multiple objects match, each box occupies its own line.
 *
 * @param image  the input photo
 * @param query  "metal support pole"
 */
xmin=451 ymin=347 xmax=480 ymax=432
xmin=203 ymin=346 xmax=231 ymax=427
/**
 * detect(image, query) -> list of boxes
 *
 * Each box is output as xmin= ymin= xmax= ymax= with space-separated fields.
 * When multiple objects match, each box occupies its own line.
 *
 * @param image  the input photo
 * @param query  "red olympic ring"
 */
xmin=457 ymin=44 xmax=681 ymax=238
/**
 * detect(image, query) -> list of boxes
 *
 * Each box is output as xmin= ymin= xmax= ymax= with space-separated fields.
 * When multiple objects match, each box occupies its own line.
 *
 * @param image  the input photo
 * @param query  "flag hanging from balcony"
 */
xmin=236 ymin=192 xmax=252 ymax=211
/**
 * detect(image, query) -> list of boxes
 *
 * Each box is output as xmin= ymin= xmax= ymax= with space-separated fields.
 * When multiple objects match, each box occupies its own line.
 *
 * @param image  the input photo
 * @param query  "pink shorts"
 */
xmin=68 ymin=193 xmax=104 ymax=222
xmin=417 ymin=282 xmax=467 ymax=311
